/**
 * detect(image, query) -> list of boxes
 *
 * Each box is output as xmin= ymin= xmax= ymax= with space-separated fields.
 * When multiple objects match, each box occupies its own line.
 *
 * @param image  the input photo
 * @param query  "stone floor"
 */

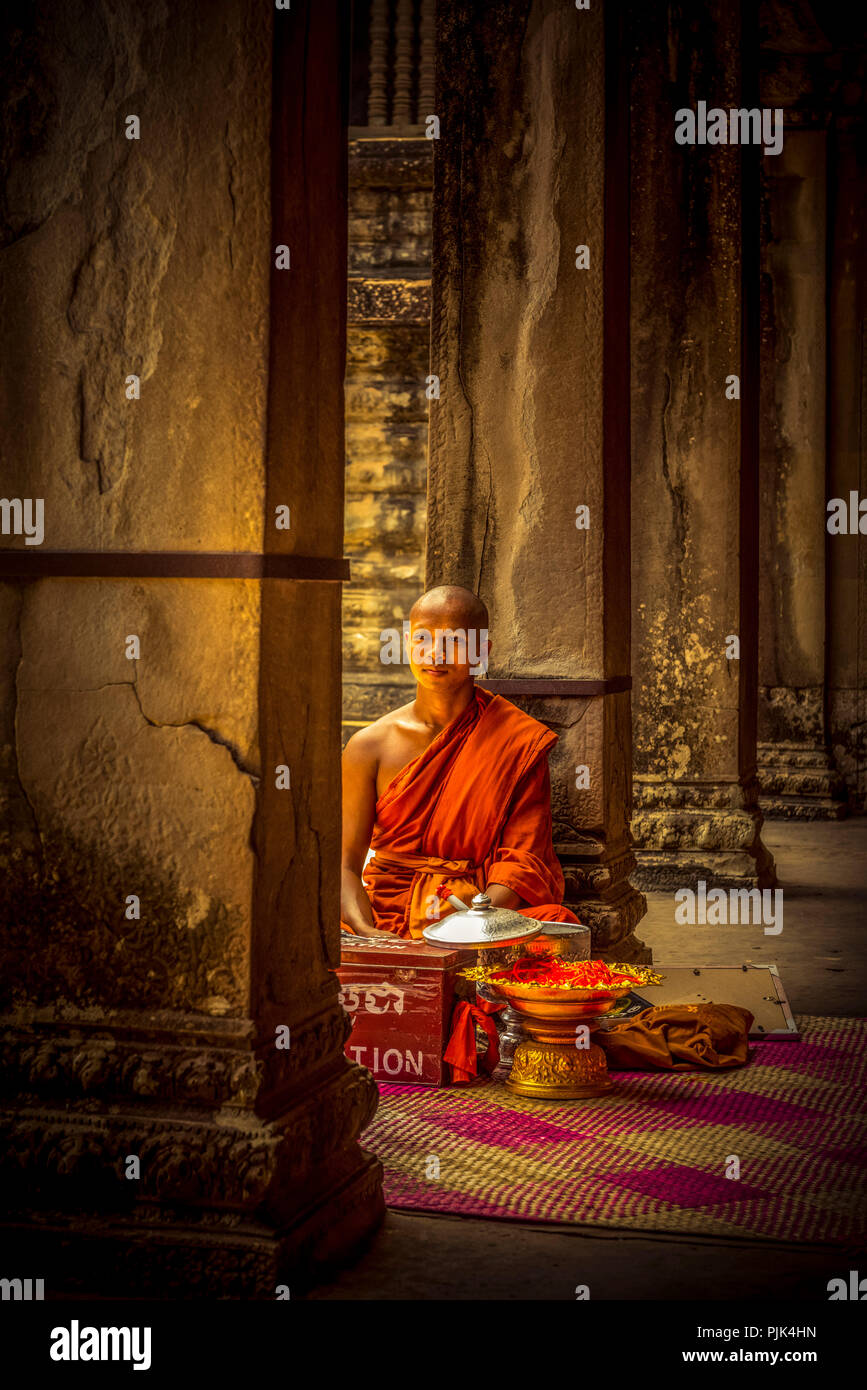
xmin=308 ymin=819 xmax=867 ymax=1301
xmin=641 ymin=818 xmax=867 ymax=1018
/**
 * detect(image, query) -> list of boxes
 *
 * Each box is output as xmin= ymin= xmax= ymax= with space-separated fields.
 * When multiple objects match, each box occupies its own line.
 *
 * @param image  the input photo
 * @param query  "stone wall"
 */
xmin=342 ymin=136 xmax=432 ymax=735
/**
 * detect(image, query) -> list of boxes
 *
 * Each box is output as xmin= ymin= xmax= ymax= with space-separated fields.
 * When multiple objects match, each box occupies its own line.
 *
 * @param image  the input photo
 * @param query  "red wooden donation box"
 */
xmin=336 ymin=935 xmax=475 ymax=1087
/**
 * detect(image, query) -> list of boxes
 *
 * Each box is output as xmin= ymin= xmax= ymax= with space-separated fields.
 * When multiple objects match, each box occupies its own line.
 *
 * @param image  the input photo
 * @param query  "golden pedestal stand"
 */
xmin=506 ymin=1020 xmax=612 ymax=1100
xmin=489 ymin=983 xmax=629 ymax=1101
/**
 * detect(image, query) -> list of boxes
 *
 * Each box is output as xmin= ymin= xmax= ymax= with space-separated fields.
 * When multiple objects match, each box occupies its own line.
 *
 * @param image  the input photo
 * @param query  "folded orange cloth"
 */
xmin=592 ymin=1003 xmax=754 ymax=1071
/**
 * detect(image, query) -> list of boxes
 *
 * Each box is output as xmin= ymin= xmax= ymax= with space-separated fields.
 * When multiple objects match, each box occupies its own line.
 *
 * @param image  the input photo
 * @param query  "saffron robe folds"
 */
xmin=350 ymin=687 xmax=578 ymax=938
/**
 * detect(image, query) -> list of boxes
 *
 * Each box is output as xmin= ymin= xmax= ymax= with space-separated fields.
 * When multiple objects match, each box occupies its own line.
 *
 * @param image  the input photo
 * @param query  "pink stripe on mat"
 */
xmin=616 ymin=1083 xmax=833 ymax=1133
xmin=605 ymin=1163 xmax=770 ymax=1207
xmin=419 ymin=1105 xmax=584 ymax=1150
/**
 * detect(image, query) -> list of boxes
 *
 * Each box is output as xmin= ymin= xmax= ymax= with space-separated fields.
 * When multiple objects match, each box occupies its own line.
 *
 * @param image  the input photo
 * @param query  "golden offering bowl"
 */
xmin=486 ymin=980 xmax=633 ymax=1020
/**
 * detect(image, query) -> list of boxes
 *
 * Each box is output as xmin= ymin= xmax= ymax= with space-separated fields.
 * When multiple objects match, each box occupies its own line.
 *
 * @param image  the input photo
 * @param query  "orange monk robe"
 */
xmin=347 ymin=687 xmax=579 ymax=939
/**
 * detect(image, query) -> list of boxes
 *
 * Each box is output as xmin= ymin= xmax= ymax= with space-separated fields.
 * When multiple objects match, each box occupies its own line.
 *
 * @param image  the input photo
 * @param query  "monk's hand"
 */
xmin=350 ymin=920 xmax=396 ymax=940
xmin=340 ymin=867 xmax=391 ymax=937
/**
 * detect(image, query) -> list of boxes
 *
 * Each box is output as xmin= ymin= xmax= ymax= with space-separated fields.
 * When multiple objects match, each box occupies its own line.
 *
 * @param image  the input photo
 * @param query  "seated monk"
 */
xmin=341 ymin=585 xmax=579 ymax=939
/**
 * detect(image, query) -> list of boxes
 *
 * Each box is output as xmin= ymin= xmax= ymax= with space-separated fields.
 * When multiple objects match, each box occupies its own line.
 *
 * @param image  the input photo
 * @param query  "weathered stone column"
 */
xmin=757 ymin=124 xmax=846 ymax=817
xmin=630 ymin=0 xmax=776 ymax=890
xmin=427 ymin=0 xmax=647 ymax=959
xmin=0 ymin=0 xmax=382 ymax=1298
xmin=828 ymin=116 xmax=867 ymax=812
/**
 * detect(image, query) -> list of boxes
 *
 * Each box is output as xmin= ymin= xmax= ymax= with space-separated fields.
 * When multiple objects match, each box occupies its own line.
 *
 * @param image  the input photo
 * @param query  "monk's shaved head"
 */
xmin=410 ymin=585 xmax=489 ymax=629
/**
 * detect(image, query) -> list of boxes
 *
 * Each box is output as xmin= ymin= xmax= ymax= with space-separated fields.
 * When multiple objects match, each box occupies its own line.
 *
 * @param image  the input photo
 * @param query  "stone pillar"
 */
xmin=828 ymin=118 xmax=867 ymax=812
xmin=0 ymin=0 xmax=382 ymax=1298
xmin=342 ymin=136 xmax=432 ymax=739
xmin=757 ymin=126 xmax=846 ymax=817
xmin=630 ymin=0 xmax=776 ymax=890
xmin=427 ymin=0 xmax=647 ymax=959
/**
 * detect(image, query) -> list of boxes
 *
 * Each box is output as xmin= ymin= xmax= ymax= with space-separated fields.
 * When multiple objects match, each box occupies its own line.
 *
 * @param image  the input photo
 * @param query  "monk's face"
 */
xmin=406 ymin=605 xmax=490 ymax=689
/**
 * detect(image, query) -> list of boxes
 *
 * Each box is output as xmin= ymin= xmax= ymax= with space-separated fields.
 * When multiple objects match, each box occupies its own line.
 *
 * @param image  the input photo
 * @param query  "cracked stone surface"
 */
xmin=4 ymin=580 xmax=258 ymax=1014
xmin=0 ymin=0 xmax=270 ymax=1010
xmin=18 ymin=580 xmax=260 ymax=770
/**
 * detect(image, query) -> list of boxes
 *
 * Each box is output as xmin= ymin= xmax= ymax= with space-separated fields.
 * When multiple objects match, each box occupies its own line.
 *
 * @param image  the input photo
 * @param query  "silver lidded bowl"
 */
xmin=422 ymin=892 xmax=542 ymax=950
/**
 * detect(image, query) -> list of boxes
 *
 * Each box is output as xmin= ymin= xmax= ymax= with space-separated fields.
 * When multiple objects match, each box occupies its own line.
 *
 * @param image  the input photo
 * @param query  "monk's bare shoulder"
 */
xmin=343 ymin=702 xmax=417 ymax=767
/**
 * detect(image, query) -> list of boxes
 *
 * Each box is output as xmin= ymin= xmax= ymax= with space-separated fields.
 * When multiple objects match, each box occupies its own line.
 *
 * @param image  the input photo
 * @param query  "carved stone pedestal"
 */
xmin=0 ymin=1004 xmax=384 ymax=1298
xmin=757 ymin=743 xmax=849 ymax=820
xmin=631 ymin=776 xmax=777 ymax=891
